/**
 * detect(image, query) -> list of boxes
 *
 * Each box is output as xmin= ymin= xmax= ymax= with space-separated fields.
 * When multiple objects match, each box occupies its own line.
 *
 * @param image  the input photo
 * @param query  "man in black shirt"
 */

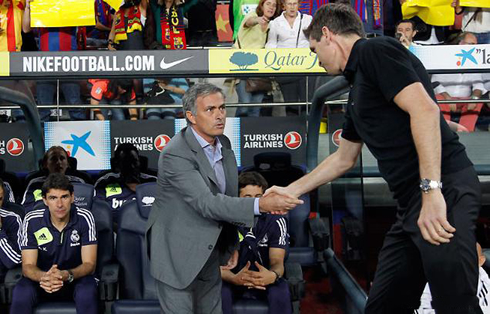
xmin=266 ymin=3 xmax=482 ymax=314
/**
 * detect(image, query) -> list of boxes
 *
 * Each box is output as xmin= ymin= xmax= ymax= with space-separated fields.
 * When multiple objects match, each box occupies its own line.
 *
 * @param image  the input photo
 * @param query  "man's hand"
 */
xmin=417 ymin=191 xmax=456 ymax=245
xmin=222 ymin=250 xmax=238 ymax=270
xmin=241 ymin=262 xmax=276 ymax=290
xmin=226 ymin=261 xmax=252 ymax=286
xmin=40 ymin=265 xmax=63 ymax=293
xmin=258 ymin=191 xmax=303 ymax=215
xmin=398 ymin=33 xmax=411 ymax=48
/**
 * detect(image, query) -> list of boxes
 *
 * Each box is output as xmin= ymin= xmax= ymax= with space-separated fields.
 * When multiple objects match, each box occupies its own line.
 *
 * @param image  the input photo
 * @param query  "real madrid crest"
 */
xmin=71 ymin=230 xmax=80 ymax=243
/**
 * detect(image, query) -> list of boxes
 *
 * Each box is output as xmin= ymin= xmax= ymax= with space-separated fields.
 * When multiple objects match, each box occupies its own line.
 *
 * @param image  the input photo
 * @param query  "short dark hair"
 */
xmin=0 ymin=177 xmax=4 ymax=195
xmin=304 ymin=3 xmax=365 ymax=41
xmin=395 ymin=19 xmax=416 ymax=30
xmin=115 ymin=143 xmax=139 ymax=158
xmin=41 ymin=173 xmax=74 ymax=197
xmin=239 ymin=172 xmax=269 ymax=192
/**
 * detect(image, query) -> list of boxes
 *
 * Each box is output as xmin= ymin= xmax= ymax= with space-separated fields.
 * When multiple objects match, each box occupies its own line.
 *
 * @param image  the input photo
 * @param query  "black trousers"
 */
xmin=365 ymin=166 xmax=483 ymax=314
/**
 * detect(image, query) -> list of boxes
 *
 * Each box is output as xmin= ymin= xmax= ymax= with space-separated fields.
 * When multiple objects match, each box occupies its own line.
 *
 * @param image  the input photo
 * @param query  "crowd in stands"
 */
xmin=0 ymin=0 xmax=489 ymax=124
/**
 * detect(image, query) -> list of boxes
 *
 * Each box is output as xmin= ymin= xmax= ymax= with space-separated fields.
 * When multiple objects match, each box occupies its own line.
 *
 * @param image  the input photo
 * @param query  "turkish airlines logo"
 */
xmin=332 ymin=129 xmax=342 ymax=147
xmin=154 ymin=134 xmax=172 ymax=152
xmin=7 ymin=138 xmax=24 ymax=156
xmin=284 ymin=132 xmax=302 ymax=150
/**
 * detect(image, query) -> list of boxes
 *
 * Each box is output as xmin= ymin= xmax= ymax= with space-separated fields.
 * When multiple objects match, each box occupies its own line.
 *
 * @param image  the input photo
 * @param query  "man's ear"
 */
xmin=42 ymin=197 xmax=48 ymax=206
xmin=186 ymin=111 xmax=196 ymax=125
xmin=321 ymin=26 xmax=331 ymax=41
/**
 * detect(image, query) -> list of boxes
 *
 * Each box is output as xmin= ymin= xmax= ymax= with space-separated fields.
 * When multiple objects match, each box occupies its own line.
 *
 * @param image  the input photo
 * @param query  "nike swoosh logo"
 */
xmin=160 ymin=56 xmax=193 ymax=70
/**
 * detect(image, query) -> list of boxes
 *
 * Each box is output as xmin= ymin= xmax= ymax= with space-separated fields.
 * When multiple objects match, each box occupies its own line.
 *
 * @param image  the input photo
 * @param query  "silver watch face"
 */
xmin=420 ymin=179 xmax=430 ymax=191
xmin=420 ymin=179 xmax=441 ymax=192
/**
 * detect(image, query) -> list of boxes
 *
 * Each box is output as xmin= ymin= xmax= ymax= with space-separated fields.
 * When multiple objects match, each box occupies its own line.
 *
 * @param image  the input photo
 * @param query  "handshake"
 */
xmin=258 ymin=186 xmax=303 ymax=215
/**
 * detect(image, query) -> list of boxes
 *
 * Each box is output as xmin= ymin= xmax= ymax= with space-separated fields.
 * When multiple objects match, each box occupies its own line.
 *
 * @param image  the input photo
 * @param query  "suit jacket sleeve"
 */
xmin=160 ymin=152 xmax=254 ymax=227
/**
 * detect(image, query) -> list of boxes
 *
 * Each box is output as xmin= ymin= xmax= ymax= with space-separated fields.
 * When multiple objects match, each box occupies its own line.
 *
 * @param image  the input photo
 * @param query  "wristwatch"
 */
xmin=420 ymin=179 xmax=442 ymax=193
xmin=271 ymin=270 xmax=281 ymax=283
xmin=67 ymin=270 xmax=74 ymax=283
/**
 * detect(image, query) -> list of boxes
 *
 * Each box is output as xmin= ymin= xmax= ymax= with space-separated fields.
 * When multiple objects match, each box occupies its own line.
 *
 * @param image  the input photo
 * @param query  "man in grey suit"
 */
xmin=146 ymin=83 xmax=303 ymax=313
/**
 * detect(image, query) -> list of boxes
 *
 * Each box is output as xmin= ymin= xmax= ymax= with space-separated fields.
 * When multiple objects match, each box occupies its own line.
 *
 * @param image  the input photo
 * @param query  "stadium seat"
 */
xmin=113 ymin=182 xmax=304 ymax=314
xmin=2 ymin=197 xmax=117 ymax=313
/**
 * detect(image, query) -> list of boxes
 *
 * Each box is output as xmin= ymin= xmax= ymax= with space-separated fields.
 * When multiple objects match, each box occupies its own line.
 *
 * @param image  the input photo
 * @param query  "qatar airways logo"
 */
xmin=243 ymin=131 xmax=302 ymax=150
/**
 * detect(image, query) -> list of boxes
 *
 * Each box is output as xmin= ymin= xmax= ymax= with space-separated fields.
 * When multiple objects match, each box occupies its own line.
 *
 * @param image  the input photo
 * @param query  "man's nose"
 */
xmin=216 ymin=109 xmax=225 ymax=119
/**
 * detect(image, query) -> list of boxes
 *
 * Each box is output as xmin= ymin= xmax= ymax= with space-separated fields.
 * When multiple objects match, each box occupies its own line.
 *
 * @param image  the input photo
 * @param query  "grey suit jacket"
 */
xmin=146 ymin=126 xmax=255 ymax=289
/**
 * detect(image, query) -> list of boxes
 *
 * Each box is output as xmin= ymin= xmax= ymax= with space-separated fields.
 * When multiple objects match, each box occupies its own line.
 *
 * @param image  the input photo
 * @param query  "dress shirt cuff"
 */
xmin=254 ymin=198 xmax=261 ymax=216
xmin=433 ymin=84 xmax=446 ymax=95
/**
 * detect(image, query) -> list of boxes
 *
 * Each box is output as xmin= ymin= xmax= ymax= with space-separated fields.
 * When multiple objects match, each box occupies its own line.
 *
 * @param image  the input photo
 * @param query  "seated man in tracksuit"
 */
xmin=94 ymin=143 xmax=156 ymax=220
xmin=22 ymin=146 xmax=86 ymax=213
xmin=221 ymin=171 xmax=291 ymax=314
xmin=10 ymin=173 xmax=98 ymax=314
xmin=0 ymin=181 xmax=22 ymax=281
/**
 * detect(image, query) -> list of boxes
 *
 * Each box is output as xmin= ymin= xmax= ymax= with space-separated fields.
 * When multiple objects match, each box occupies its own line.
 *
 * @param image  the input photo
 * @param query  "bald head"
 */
xmin=460 ymin=32 xmax=478 ymax=45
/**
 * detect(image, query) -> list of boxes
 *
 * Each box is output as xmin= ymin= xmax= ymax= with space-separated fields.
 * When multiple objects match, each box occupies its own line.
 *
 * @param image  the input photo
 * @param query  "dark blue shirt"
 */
xmin=236 ymin=215 xmax=289 ymax=272
xmin=94 ymin=172 xmax=156 ymax=219
xmin=20 ymin=205 xmax=97 ymax=272
xmin=0 ymin=208 xmax=22 ymax=280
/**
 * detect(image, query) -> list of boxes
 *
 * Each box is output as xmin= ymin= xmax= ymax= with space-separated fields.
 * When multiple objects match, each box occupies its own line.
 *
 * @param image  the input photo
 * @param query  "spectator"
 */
xmin=453 ymin=0 xmax=490 ymax=45
xmin=432 ymin=32 xmax=487 ymax=131
xmin=10 ymin=173 xmax=97 ymax=314
xmin=395 ymin=19 xmax=418 ymax=48
xmin=94 ymin=143 xmax=156 ymax=220
xmin=185 ymin=0 xmax=218 ymax=47
xmin=145 ymin=78 xmax=188 ymax=119
xmin=0 ymin=181 xmax=22 ymax=282
xmin=418 ymin=243 xmax=490 ymax=312
xmin=0 ymin=0 xmax=25 ymax=52
xmin=266 ymin=0 xmax=312 ymax=115
xmin=22 ymin=146 xmax=86 ymax=213
xmin=231 ymin=0 xmax=260 ymax=41
xmin=234 ymin=0 xmax=280 ymax=117
xmin=0 ymin=176 xmax=15 ymax=205
xmin=89 ymin=79 xmax=138 ymax=121
xmin=109 ymin=0 xmax=148 ymax=51
xmin=86 ymin=0 xmax=114 ymax=49
xmin=144 ymin=0 xmax=187 ymax=49
xmin=221 ymin=171 xmax=291 ymax=314
xmin=22 ymin=0 xmax=86 ymax=121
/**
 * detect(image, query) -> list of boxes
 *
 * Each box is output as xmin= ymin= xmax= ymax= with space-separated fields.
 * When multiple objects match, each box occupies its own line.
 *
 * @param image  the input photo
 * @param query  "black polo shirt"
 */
xmin=20 ymin=205 xmax=97 ymax=272
xmin=342 ymin=37 xmax=472 ymax=205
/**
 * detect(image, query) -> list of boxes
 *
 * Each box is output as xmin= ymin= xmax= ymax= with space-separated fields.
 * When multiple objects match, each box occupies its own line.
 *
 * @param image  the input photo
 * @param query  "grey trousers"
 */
xmin=156 ymin=248 xmax=223 ymax=314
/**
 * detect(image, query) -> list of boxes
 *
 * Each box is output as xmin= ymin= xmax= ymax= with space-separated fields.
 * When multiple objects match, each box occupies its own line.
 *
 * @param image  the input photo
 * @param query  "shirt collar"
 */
xmin=343 ymin=38 xmax=366 ymax=84
xmin=43 ymin=204 xmax=78 ymax=230
xmin=190 ymin=126 xmax=222 ymax=152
